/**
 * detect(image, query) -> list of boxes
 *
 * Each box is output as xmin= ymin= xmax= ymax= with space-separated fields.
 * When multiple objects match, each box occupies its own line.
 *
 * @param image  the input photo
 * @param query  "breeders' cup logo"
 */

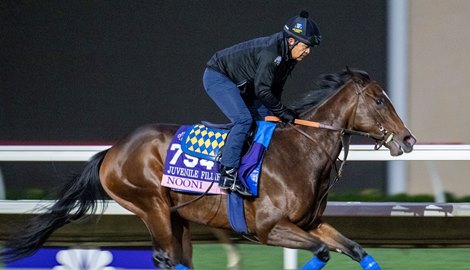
xmin=177 ymin=131 xmax=185 ymax=141
xmin=293 ymin=22 xmax=303 ymax=33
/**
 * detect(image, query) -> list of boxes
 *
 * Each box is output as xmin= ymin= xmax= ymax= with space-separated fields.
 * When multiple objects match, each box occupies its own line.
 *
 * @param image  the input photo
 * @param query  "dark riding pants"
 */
xmin=203 ymin=68 xmax=270 ymax=168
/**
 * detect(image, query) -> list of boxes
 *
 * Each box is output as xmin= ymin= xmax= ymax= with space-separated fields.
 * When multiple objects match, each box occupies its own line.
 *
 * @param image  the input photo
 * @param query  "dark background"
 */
xmin=0 ymin=1 xmax=387 ymax=197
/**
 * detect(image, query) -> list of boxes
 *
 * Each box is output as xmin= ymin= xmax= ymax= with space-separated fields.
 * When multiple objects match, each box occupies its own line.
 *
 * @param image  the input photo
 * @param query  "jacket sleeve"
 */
xmin=253 ymin=51 xmax=287 ymax=116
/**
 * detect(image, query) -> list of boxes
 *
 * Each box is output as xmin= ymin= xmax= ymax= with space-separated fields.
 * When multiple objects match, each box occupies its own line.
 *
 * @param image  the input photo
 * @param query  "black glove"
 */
xmin=278 ymin=108 xmax=297 ymax=123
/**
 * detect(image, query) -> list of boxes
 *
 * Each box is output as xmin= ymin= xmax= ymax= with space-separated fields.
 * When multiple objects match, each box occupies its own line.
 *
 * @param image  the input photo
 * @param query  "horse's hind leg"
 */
xmin=309 ymin=222 xmax=381 ymax=269
xmin=170 ymin=213 xmax=193 ymax=267
xmin=101 ymin=174 xmax=189 ymax=268
xmin=141 ymin=208 xmax=193 ymax=269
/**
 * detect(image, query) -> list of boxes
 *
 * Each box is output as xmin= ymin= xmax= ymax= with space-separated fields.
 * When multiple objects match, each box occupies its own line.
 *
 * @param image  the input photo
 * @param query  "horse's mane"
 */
xmin=291 ymin=69 xmax=370 ymax=114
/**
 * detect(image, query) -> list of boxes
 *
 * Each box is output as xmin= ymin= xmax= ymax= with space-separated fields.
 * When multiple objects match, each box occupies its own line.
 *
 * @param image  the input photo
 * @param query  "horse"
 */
xmin=1 ymin=69 xmax=416 ymax=269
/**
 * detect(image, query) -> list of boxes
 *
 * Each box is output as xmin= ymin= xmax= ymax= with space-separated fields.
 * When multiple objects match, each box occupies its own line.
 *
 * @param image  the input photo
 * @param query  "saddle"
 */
xmin=181 ymin=121 xmax=256 ymax=162
xmin=162 ymin=120 xmax=276 ymax=234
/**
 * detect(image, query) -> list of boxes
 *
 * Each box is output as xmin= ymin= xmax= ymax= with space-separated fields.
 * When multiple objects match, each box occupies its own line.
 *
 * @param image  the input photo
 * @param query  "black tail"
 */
xmin=1 ymin=150 xmax=109 ymax=263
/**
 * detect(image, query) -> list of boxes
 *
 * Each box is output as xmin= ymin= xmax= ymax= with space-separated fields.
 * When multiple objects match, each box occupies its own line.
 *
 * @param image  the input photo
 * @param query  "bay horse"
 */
xmin=1 ymin=69 xmax=416 ymax=269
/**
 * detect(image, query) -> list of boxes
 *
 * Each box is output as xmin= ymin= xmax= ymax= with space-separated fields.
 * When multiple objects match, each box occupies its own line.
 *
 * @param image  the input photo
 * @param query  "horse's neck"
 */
xmin=303 ymin=86 xmax=357 ymax=129
xmin=298 ymin=86 xmax=358 ymax=158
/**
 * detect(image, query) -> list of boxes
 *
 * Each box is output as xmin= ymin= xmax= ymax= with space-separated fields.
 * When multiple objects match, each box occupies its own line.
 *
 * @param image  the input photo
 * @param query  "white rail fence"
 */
xmin=2 ymin=144 xmax=469 ymax=203
xmin=1 ymin=144 xmax=470 ymax=269
xmin=1 ymin=144 xmax=469 ymax=161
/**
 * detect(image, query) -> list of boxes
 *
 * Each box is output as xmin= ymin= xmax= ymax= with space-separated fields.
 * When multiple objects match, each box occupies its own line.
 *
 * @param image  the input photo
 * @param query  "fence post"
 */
xmin=0 ymin=168 xmax=5 ymax=199
xmin=284 ymin=248 xmax=297 ymax=270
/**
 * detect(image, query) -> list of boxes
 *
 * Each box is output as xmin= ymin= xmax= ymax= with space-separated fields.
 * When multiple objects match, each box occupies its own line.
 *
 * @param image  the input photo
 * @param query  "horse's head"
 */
xmin=293 ymin=69 xmax=416 ymax=156
xmin=347 ymin=71 xmax=417 ymax=156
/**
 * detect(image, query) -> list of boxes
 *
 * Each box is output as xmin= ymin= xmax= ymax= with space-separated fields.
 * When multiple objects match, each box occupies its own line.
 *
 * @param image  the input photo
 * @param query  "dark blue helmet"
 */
xmin=283 ymin=10 xmax=321 ymax=47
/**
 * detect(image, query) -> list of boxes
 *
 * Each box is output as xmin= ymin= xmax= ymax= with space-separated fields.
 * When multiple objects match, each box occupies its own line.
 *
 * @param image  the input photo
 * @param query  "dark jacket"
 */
xmin=206 ymin=32 xmax=297 ymax=116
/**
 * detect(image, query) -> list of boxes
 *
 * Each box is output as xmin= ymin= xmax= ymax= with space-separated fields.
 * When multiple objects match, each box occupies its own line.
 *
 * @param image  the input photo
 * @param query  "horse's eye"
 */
xmin=375 ymin=98 xmax=384 ymax=105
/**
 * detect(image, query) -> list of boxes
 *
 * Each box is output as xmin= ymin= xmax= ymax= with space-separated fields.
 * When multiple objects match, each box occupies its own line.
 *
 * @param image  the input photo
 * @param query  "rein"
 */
xmin=265 ymin=115 xmax=385 ymax=170
xmin=265 ymin=116 xmax=351 ymax=176
xmin=264 ymin=117 xmax=385 ymax=141
xmin=266 ymin=80 xmax=392 ymax=147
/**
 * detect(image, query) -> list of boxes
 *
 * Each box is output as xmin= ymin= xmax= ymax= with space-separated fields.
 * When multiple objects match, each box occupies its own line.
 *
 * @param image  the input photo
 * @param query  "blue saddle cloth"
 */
xmin=163 ymin=121 xmax=276 ymax=196
xmin=162 ymin=121 xmax=276 ymax=233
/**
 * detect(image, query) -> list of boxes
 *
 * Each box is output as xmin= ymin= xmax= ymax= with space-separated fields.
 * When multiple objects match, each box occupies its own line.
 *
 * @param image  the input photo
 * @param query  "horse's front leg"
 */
xmin=309 ymin=222 xmax=381 ymax=270
xmin=262 ymin=218 xmax=329 ymax=269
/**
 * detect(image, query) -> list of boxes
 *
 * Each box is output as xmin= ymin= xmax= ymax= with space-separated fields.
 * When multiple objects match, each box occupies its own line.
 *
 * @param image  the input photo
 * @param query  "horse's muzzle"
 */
xmin=385 ymin=132 xmax=417 ymax=156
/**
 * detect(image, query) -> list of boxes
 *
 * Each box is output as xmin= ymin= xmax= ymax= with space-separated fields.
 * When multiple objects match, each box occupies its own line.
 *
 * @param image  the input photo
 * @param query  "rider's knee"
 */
xmin=234 ymin=113 xmax=253 ymax=127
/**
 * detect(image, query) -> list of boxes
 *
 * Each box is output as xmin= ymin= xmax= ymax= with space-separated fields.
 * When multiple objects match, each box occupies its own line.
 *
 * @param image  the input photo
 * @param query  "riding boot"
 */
xmin=219 ymin=166 xmax=253 ymax=196
xmin=218 ymin=166 xmax=236 ymax=190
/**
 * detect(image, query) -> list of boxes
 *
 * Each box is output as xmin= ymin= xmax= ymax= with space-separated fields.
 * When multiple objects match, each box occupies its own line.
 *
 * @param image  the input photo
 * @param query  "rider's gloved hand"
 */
xmin=278 ymin=108 xmax=297 ymax=123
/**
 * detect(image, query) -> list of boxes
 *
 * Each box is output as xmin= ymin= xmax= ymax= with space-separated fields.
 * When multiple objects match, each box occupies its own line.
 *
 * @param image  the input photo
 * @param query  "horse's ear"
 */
xmin=345 ymin=66 xmax=358 ymax=82
xmin=345 ymin=66 xmax=364 ymax=85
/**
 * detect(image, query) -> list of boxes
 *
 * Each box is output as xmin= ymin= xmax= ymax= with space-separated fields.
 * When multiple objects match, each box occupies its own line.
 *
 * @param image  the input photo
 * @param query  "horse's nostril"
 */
xmin=404 ymin=135 xmax=416 ymax=146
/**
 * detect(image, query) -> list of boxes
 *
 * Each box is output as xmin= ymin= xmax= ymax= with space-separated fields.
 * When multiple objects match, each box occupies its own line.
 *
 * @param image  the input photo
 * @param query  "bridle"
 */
xmin=266 ymin=79 xmax=394 ymax=158
xmin=350 ymin=80 xmax=395 ymax=150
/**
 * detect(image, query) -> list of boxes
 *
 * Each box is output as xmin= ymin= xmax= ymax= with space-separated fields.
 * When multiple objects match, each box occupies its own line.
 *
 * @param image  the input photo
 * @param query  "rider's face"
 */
xmin=289 ymin=39 xmax=311 ymax=61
